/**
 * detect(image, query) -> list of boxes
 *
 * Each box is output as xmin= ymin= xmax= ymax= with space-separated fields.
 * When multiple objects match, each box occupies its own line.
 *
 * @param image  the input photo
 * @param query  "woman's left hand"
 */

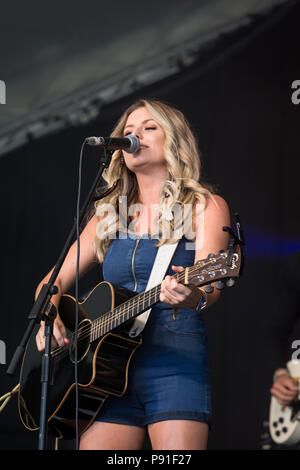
xmin=160 ymin=265 xmax=201 ymax=310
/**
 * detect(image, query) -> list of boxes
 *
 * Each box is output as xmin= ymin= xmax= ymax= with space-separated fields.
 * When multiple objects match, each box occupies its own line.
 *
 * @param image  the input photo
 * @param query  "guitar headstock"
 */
xmin=187 ymin=243 xmax=243 ymax=291
xmin=187 ymin=214 xmax=245 ymax=292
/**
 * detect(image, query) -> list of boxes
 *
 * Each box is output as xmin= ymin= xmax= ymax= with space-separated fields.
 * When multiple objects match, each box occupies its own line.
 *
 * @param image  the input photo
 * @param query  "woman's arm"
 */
xmin=160 ymin=195 xmax=231 ymax=310
xmin=193 ymin=194 xmax=231 ymax=308
xmin=35 ymin=215 xmax=99 ymax=351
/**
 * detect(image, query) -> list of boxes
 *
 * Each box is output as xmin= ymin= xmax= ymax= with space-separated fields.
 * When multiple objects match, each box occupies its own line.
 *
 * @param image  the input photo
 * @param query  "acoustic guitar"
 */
xmin=18 ymin=245 xmax=243 ymax=438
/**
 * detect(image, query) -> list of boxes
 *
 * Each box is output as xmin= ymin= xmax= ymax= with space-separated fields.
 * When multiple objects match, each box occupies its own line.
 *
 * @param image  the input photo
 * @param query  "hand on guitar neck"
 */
xmin=270 ymin=369 xmax=299 ymax=406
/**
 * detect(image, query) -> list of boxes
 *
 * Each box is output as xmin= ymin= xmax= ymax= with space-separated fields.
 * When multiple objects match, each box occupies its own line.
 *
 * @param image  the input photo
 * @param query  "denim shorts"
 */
xmin=94 ymin=306 xmax=212 ymax=427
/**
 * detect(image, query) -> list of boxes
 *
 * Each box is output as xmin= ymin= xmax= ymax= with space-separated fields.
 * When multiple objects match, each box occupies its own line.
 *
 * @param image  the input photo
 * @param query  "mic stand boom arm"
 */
xmin=7 ymin=147 xmax=113 ymax=450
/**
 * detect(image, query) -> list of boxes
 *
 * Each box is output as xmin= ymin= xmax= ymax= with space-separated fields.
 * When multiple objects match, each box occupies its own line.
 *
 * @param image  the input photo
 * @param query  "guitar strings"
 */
xmin=51 ymin=255 xmax=226 ymax=359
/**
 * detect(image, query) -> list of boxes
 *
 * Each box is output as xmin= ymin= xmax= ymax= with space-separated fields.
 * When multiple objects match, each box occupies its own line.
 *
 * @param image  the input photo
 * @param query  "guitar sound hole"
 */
xmin=69 ymin=318 xmax=92 ymax=363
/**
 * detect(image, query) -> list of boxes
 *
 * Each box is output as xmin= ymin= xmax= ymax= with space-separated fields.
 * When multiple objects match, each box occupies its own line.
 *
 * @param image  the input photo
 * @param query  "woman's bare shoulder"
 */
xmin=194 ymin=193 xmax=230 ymax=220
xmin=206 ymin=194 xmax=230 ymax=213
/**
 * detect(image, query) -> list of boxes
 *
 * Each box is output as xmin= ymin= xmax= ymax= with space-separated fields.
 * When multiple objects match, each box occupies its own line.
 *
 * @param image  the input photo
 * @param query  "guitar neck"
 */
xmin=88 ymin=246 xmax=242 ymax=342
xmin=90 ymin=282 xmax=163 ymax=341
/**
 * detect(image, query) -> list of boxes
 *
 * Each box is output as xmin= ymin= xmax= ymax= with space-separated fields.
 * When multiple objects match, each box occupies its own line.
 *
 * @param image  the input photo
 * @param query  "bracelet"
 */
xmin=195 ymin=288 xmax=208 ymax=311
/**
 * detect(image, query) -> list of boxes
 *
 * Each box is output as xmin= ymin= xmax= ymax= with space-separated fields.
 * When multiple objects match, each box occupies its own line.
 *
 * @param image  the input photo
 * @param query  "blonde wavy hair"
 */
xmin=94 ymin=99 xmax=215 ymax=263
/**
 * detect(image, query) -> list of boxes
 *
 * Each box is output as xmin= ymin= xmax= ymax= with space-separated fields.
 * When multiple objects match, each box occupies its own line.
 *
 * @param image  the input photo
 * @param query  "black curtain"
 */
xmin=0 ymin=1 xmax=299 ymax=450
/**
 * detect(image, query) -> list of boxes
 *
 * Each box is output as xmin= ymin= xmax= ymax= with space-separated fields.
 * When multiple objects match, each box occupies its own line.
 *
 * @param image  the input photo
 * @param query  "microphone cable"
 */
xmin=74 ymin=140 xmax=86 ymax=450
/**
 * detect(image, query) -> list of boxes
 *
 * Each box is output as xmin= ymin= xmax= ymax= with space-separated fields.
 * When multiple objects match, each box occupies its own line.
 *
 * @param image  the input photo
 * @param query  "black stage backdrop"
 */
xmin=0 ymin=1 xmax=300 ymax=450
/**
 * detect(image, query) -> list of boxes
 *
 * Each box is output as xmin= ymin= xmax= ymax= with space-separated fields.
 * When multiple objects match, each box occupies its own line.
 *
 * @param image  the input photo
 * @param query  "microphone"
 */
xmin=85 ymin=134 xmax=140 ymax=153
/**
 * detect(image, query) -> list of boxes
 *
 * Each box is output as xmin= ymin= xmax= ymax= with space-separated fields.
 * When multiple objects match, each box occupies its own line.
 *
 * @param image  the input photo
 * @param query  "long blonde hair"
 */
xmin=94 ymin=99 xmax=214 ymax=262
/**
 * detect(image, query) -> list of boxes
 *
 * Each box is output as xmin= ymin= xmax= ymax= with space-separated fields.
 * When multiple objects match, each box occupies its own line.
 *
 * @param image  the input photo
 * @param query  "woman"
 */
xmin=35 ymin=99 xmax=231 ymax=450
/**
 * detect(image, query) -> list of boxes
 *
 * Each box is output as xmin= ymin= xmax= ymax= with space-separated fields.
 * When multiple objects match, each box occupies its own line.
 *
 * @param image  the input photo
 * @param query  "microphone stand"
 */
xmin=7 ymin=146 xmax=113 ymax=450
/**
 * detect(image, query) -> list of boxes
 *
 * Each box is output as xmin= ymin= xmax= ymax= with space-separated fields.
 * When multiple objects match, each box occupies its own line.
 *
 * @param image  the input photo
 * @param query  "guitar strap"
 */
xmin=128 ymin=240 xmax=179 ymax=338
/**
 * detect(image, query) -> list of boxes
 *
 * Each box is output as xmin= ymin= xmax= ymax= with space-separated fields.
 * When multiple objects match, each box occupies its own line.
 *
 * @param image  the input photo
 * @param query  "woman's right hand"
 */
xmin=270 ymin=372 xmax=299 ymax=406
xmin=36 ymin=313 xmax=69 ymax=352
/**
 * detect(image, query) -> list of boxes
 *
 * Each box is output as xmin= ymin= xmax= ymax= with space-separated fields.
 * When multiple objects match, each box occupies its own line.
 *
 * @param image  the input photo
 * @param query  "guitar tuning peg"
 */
xmin=204 ymin=284 xmax=214 ymax=294
xmin=226 ymin=278 xmax=236 ymax=287
xmin=215 ymin=280 xmax=225 ymax=290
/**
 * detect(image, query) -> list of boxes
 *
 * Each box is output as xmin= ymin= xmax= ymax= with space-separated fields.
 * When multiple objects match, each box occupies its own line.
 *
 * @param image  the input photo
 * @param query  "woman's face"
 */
xmin=122 ymin=106 xmax=166 ymax=173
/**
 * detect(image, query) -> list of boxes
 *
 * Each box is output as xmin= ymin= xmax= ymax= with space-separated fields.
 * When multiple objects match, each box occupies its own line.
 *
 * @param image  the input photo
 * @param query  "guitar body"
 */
xmin=269 ymin=396 xmax=300 ymax=445
xmin=18 ymin=282 xmax=142 ymax=439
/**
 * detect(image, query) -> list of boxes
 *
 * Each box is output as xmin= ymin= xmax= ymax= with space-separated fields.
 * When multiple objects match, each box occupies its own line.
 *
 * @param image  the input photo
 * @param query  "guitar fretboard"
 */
xmin=88 ymin=253 xmax=226 ymax=342
xmin=89 ymin=282 xmax=164 ymax=341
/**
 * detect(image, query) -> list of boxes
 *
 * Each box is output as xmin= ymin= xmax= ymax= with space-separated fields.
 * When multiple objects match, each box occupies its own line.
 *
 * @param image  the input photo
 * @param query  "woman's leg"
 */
xmin=148 ymin=420 xmax=208 ymax=450
xmin=79 ymin=421 xmax=146 ymax=450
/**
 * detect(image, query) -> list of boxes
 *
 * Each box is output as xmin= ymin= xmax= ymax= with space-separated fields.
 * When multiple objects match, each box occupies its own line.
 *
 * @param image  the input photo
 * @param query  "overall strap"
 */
xmin=129 ymin=241 xmax=179 ymax=338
